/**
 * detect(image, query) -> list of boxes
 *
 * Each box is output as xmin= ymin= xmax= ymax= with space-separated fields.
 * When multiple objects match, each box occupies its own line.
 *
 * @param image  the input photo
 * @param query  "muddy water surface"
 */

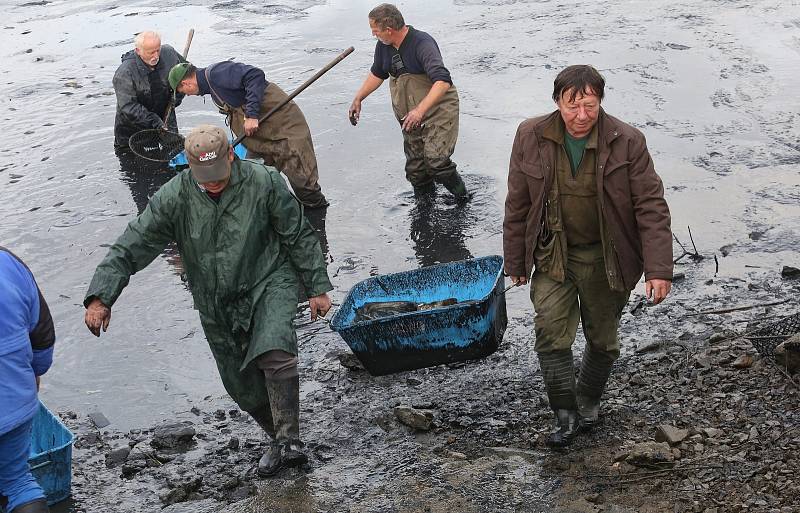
xmin=1 ymin=0 xmax=800 ymax=511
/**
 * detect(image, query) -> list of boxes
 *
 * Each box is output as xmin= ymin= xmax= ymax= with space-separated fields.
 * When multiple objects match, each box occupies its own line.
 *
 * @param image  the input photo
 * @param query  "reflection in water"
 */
xmin=409 ymin=191 xmax=473 ymax=267
xmin=115 ymin=148 xmax=185 ymax=277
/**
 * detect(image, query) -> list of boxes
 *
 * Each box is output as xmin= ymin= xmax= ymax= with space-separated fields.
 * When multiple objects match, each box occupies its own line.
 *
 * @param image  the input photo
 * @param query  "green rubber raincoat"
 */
xmin=84 ymin=158 xmax=332 ymax=412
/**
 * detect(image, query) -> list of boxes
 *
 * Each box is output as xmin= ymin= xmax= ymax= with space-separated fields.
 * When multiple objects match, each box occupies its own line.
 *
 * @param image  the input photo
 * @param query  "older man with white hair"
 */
xmin=113 ymin=31 xmax=186 ymax=149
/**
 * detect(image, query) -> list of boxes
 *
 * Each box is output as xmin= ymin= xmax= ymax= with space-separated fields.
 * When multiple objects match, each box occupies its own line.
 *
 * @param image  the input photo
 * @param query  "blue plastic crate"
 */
xmin=169 ymin=141 xmax=247 ymax=168
xmin=28 ymin=402 xmax=74 ymax=506
xmin=330 ymin=255 xmax=508 ymax=375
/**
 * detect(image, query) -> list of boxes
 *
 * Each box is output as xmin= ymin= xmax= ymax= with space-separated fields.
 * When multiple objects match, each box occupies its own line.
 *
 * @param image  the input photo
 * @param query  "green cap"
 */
xmin=168 ymin=62 xmax=191 ymax=91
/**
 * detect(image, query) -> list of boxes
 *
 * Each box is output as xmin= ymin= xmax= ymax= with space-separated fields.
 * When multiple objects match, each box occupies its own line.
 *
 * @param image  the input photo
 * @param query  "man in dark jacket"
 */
xmin=503 ymin=65 xmax=673 ymax=447
xmin=168 ymin=61 xmax=328 ymax=209
xmin=0 ymin=247 xmax=56 ymax=513
xmin=84 ymin=125 xmax=332 ymax=476
xmin=113 ymin=31 xmax=185 ymax=149
xmin=348 ymin=3 xmax=468 ymax=201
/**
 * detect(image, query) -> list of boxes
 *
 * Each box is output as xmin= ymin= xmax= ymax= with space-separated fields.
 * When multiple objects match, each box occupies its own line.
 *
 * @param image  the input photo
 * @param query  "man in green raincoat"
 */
xmin=83 ymin=125 xmax=332 ymax=476
xmin=348 ymin=3 xmax=469 ymax=201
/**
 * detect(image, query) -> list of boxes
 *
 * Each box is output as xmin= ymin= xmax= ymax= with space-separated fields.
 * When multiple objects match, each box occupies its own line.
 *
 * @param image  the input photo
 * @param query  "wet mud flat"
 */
xmin=2 ymin=0 xmax=800 ymax=511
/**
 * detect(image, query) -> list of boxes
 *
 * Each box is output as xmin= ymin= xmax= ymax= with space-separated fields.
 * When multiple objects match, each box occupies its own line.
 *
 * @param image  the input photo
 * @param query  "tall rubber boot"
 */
xmin=11 ymin=499 xmax=49 ymax=513
xmin=576 ymin=348 xmax=616 ymax=431
xmin=435 ymin=172 xmax=469 ymax=201
xmin=258 ymin=376 xmax=307 ymax=477
xmin=537 ymin=350 xmax=579 ymax=447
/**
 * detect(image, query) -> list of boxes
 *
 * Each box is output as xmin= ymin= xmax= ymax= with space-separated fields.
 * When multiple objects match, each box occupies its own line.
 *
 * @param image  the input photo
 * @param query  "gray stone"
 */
xmin=655 ymin=425 xmax=689 ymax=445
xmin=626 ymin=441 xmax=675 ymax=468
xmin=393 ymin=405 xmax=433 ymax=431
xmin=104 ymin=446 xmax=130 ymax=468
xmin=151 ymin=422 xmax=196 ymax=450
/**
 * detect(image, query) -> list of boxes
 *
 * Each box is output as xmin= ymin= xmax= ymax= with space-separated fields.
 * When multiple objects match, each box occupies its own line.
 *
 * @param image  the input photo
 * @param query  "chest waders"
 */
xmin=389 ymin=73 xmax=467 ymax=199
xmin=206 ymin=68 xmax=327 ymax=208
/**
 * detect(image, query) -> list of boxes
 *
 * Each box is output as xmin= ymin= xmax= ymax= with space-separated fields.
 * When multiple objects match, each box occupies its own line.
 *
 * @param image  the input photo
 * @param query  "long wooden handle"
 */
xmin=232 ymin=46 xmax=355 ymax=148
xmin=163 ymin=28 xmax=195 ymax=124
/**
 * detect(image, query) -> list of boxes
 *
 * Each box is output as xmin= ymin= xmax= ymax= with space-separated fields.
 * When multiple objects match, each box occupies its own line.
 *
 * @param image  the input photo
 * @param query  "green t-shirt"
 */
xmin=563 ymin=131 xmax=589 ymax=177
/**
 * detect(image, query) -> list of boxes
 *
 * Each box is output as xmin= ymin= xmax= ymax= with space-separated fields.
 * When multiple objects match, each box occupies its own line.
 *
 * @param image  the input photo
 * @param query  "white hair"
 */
xmin=134 ymin=31 xmax=161 ymax=49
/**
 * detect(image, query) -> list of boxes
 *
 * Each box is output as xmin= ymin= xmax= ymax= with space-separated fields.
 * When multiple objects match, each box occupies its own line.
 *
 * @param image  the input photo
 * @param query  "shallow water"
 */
xmin=1 ymin=0 xmax=799 ymax=494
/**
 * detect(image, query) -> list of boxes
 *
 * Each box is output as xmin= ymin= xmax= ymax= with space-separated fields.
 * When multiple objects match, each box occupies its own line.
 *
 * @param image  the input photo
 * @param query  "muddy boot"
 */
xmin=537 ymin=350 xmax=579 ymax=447
xmin=259 ymin=376 xmax=307 ymax=477
xmin=576 ymin=348 xmax=616 ymax=432
xmin=11 ymin=499 xmax=49 ymax=513
xmin=435 ymin=172 xmax=469 ymax=202
xmin=413 ymin=181 xmax=436 ymax=199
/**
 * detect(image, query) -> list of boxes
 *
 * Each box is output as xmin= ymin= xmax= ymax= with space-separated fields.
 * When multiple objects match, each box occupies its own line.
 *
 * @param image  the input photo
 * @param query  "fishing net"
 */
xmin=745 ymin=311 xmax=800 ymax=356
xmin=128 ymin=129 xmax=185 ymax=162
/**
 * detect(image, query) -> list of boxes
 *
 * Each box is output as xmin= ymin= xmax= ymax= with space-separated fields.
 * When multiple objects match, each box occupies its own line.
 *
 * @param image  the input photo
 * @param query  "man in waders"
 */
xmin=113 ymin=31 xmax=186 ymax=150
xmin=83 ymin=125 xmax=333 ymax=475
xmin=1 ymin=247 xmax=56 ymax=513
xmin=168 ymin=62 xmax=328 ymax=209
xmin=348 ymin=3 xmax=469 ymax=201
xmin=503 ymin=65 xmax=673 ymax=447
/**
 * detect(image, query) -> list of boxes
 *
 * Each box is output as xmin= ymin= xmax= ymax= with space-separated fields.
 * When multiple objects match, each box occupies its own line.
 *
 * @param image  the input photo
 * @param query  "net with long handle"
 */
xmin=128 ymin=129 xmax=185 ymax=162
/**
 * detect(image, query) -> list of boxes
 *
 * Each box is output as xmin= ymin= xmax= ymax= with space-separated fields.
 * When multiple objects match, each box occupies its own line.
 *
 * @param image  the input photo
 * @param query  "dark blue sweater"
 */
xmin=0 ymin=248 xmax=55 ymax=436
xmin=370 ymin=26 xmax=452 ymax=84
xmin=197 ymin=61 xmax=269 ymax=119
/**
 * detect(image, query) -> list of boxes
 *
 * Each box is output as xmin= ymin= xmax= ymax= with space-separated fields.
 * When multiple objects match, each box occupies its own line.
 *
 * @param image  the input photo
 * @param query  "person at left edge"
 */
xmin=113 ymin=31 xmax=186 ymax=150
xmin=169 ymin=61 xmax=329 ymax=209
xmin=83 ymin=125 xmax=333 ymax=477
xmin=1 ymin=247 xmax=56 ymax=513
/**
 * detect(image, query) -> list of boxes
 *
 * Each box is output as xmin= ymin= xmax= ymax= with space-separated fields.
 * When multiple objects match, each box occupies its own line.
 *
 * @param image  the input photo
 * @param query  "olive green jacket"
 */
xmin=84 ymin=158 xmax=332 ymax=339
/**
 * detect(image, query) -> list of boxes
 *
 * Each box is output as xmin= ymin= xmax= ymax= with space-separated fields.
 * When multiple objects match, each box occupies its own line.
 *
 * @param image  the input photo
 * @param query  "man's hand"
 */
xmin=244 ymin=117 xmax=259 ymax=136
xmin=309 ymin=293 xmax=332 ymax=321
xmin=510 ymin=276 xmax=528 ymax=286
xmin=645 ymin=279 xmax=672 ymax=305
xmin=348 ymin=99 xmax=361 ymax=126
xmin=85 ymin=298 xmax=111 ymax=337
xmin=401 ymin=107 xmax=425 ymax=132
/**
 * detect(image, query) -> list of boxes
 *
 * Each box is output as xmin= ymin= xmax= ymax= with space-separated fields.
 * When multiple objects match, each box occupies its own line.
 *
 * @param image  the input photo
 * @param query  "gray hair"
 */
xmin=369 ymin=3 xmax=405 ymax=30
xmin=134 ymin=31 xmax=161 ymax=49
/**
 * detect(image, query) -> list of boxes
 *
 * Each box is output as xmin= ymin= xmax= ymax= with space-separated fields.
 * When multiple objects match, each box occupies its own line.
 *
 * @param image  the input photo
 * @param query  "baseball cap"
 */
xmin=168 ymin=62 xmax=191 ymax=91
xmin=185 ymin=125 xmax=231 ymax=183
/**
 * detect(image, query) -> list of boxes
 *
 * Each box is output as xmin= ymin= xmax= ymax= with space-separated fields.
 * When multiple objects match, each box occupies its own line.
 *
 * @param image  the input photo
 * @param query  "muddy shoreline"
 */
xmin=2 ymin=0 xmax=799 ymax=511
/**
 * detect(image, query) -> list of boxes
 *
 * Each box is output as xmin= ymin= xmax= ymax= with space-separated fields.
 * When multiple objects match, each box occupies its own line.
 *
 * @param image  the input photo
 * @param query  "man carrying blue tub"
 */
xmin=0 ymin=247 xmax=55 ymax=513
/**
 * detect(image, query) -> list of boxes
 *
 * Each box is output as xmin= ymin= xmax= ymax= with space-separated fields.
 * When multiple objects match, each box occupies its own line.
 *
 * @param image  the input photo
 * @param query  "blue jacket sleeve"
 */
xmin=239 ymin=65 xmax=267 ymax=119
xmin=417 ymin=38 xmax=452 ymax=84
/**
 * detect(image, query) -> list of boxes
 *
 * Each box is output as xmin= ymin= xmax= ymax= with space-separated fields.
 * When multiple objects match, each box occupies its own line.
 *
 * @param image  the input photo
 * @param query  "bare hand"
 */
xmin=645 ymin=279 xmax=672 ymax=305
xmin=401 ymin=107 xmax=425 ymax=132
xmin=243 ymin=117 xmax=259 ymax=136
xmin=348 ymin=99 xmax=361 ymax=126
xmin=85 ymin=298 xmax=111 ymax=337
xmin=309 ymin=293 xmax=332 ymax=321
xmin=510 ymin=276 xmax=528 ymax=286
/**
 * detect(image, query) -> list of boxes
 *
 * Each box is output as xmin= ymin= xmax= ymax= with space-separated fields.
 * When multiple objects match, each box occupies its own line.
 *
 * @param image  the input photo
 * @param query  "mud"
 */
xmin=1 ymin=0 xmax=799 ymax=512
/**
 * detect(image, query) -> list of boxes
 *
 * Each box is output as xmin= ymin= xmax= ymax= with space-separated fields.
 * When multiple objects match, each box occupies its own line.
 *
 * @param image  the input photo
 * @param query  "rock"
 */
xmin=393 ymin=405 xmax=433 ymax=431
xmin=707 ymin=332 xmax=728 ymax=344
xmin=774 ymin=335 xmax=800 ymax=373
xmin=151 ymin=422 xmax=196 ymax=450
xmin=104 ymin=446 xmax=130 ymax=468
xmin=731 ymin=354 xmax=754 ymax=369
xmin=702 ymin=428 xmax=724 ymax=439
xmin=213 ymin=409 xmax=226 ymax=420
xmin=625 ymin=442 xmax=675 ymax=468
xmin=781 ymin=266 xmax=800 ymax=280
xmin=338 ymin=352 xmax=365 ymax=371
xmin=655 ymin=425 xmax=689 ymax=445
xmin=160 ymin=488 xmax=188 ymax=506
xmin=120 ymin=459 xmax=147 ymax=478
xmin=226 ymin=437 xmax=239 ymax=450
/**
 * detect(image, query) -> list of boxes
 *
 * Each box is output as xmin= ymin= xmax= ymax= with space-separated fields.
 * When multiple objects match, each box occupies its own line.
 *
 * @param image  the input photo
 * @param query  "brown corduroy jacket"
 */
xmin=503 ymin=109 xmax=673 ymax=290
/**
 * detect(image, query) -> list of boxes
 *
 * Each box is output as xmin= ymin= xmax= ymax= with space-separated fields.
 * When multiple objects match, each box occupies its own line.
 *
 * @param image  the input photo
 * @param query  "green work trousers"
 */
xmin=532 ymin=248 xmax=630 ymax=359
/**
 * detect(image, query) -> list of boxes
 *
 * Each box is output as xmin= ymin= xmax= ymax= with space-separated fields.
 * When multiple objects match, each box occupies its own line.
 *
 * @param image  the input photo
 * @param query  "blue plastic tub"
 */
xmin=330 ymin=255 xmax=508 ymax=375
xmin=28 ymin=402 xmax=74 ymax=506
xmin=169 ymin=142 xmax=247 ymax=168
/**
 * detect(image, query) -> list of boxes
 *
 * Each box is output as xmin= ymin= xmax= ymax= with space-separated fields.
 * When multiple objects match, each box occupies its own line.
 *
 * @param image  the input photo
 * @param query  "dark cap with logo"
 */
xmin=184 ymin=125 xmax=231 ymax=183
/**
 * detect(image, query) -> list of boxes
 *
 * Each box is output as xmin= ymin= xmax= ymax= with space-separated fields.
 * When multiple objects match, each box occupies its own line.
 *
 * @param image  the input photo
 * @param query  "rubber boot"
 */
xmin=11 ymin=498 xmax=49 ymax=513
xmin=412 ymin=181 xmax=437 ymax=200
xmin=435 ymin=172 xmax=469 ymax=202
xmin=258 ymin=376 xmax=307 ymax=477
xmin=576 ymin=348 xmax=616 ymax=432
xmin=537 ymin=350 xmax=579 ymax=447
